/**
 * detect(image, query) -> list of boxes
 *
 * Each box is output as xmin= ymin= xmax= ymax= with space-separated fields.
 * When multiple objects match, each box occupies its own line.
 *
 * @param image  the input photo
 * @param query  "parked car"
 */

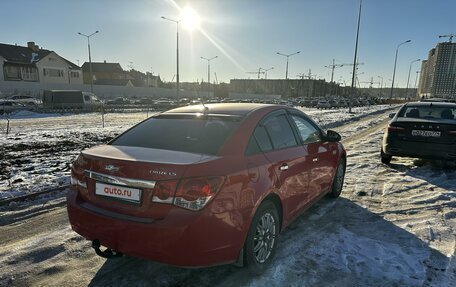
xmin=67 ymin=103 xmax=346 ymax=273
xmin=381 ymin=101 xmax=456 ymax=164
xmin=154 ymin=98 xmax=177 ymax=109
xmin=43 ymin=90 xmax=102 ymax=110
xmin=106 ymin=97 xmax=130 ymax=105
xmin=0 ymin=100 xmax=25 ymax=114
xmin=316 ymin=100 xmax=331 ymax=109
xmin=8 ymin=95 xmax=41 ymax=105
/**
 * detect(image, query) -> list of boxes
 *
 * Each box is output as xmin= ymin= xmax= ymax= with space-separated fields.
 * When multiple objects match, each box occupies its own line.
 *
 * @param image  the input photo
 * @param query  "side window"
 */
xmin=291 ymin=115 xmax=321 ymax=144
xmin=253 ymin=125 xmax=273 ymax=152
xmin=245 ymin=136 xmax=261 ymax=155
xmin=263 ymin=114 xmax=297 ymax=149
xmin=84 ymin=95 xmax=90 ymax=101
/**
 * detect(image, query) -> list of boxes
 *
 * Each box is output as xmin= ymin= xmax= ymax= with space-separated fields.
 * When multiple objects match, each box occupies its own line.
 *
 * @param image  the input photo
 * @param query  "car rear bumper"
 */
xmin=383 ymin=138 xmax=456 ymax=160
xmin=66 ymin=188 xmax=244 ymax=267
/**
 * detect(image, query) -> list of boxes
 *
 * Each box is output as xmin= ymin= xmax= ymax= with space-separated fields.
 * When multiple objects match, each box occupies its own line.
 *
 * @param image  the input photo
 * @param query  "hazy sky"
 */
xmin=1 ymin=0 xmax=455 ymax=87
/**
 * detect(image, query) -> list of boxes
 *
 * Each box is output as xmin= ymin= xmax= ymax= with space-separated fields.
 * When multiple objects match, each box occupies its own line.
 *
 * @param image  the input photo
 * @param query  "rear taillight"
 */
xmin=152 ymin=177 xmax=224 ymax=211
xmin=388 ymin=125 xmax=405 ymax=132
xmin=70 ymin=170 xmax=87 ymax=188
xmin=449 ymin=131 xmax=456 ymax=136
xmin=151 ymin=180 xmax=178 ymax=204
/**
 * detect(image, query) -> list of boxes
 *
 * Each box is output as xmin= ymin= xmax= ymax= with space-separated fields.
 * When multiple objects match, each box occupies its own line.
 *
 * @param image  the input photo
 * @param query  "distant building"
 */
xmin=229 ymin=78 xmax=344 ymax=98
xmin=418 ymin=42 xmax=456 ymax=99
xmin=82 ymin=61 xmax=162 ymax=87
xmin=0 ymin=41 xmax=82 ymax=84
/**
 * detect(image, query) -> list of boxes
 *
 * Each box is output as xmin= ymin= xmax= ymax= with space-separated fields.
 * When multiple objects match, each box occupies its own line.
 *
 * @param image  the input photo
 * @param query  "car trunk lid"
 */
xmin=392 ymin=118 xmax=456 ymax=144
xmin=77 ymin=145 xmax=217 ymax=218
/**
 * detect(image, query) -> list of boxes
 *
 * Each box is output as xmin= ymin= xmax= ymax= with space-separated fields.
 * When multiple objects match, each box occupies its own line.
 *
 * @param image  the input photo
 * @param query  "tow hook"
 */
xmin=92 ymin=239 xmax=123 ymax=258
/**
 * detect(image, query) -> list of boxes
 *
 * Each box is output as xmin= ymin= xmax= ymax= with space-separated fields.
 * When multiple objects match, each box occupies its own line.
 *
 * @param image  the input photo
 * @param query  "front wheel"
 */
xmin=244 ymin=201 xmax=280 ymax=275
xmin=381 ymin=149 xmax=392 ymax=164
xmin=327 ymin=158 xmax=346 ymax=198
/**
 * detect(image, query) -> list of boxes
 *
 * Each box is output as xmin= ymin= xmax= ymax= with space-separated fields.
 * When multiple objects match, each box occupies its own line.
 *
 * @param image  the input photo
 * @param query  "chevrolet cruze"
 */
xmin=67 ymin=103 xmax=346 ymax=273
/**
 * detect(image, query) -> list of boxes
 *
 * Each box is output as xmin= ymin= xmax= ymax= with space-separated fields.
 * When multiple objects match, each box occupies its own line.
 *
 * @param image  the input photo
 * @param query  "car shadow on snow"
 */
xmin=388 ymin=158 xmax=456 ymax=191
xmin=87 ymin=197 xmax=449 ymax=287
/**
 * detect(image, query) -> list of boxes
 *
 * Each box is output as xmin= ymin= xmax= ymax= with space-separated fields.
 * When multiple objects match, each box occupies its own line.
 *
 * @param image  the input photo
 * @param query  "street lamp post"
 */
xmin=276 ymin=51 xmax=300 ymax=80
xmin=349 ymin=0 xmax=362 ymax=113
xmin=378 ymin=76 xmax=384 ymax=98
xmin=405 ymin=58 xmax=420 ymax=100
xmin=261 ymin=67 xmax=274 ymax=79
xmin=389 ymin=40 xmax=411 ymax=102
xmin=77 ymin=30 xmax=99 ymax=93
xmin=200 ymin=56 xmax=218 ymax=98
xmin=161 ymin=16 xmax=180 ymax=99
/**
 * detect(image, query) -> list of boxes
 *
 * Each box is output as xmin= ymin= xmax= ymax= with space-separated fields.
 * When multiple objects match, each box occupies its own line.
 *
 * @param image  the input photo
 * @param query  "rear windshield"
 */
xmin=111 ymin=116 xmax=240 ymax=155
xmin=398 ymin=105 xmax=456 ymax=121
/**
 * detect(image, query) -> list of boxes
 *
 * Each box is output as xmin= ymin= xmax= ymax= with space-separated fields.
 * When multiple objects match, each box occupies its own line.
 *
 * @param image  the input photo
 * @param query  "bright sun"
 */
xmin=180 ymin=6 xmax=201 ymax=30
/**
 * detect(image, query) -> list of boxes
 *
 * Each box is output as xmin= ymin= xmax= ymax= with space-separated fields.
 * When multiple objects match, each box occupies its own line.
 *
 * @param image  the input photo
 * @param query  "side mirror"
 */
xmin=389 ymin=113 xmax=396 ymax=119
xmin=325 ymin=130 xmax=342 ymax=142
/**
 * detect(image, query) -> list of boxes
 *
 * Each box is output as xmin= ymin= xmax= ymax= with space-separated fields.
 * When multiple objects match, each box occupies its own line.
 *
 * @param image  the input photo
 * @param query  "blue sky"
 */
xmin=1 ymin=0 xmax=455 ymax=87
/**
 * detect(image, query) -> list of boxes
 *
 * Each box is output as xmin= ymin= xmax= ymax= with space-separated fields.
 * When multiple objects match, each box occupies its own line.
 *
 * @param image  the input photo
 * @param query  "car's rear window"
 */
xmin=398 ymin=105 xmax=456 ymax=121
xmin=111 ymin=116 xmax=240 ymax=155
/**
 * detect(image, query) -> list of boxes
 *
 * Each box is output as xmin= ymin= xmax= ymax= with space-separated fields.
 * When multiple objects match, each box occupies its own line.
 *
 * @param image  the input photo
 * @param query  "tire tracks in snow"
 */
xmin=339 ymin=113 xmax=456 ymax=286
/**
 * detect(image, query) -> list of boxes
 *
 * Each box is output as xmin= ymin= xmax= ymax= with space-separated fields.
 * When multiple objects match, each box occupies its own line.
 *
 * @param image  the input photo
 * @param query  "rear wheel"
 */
xmin=244 ymin=201 xmax=279 ymax=275
xmin=327 ymin=158 xmax=346 ymax=198
xmin=381 ymin=149 xmax=392 ymax=164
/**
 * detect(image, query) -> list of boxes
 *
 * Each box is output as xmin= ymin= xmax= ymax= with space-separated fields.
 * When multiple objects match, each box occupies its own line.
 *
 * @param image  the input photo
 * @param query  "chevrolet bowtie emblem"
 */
xmin=105 ymin=165 xmax=119 ymax=172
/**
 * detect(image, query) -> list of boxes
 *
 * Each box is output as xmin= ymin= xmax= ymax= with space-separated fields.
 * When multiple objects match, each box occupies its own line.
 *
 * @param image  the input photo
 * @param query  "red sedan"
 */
xmin=67 ymin=103 xmax=346 ymax=273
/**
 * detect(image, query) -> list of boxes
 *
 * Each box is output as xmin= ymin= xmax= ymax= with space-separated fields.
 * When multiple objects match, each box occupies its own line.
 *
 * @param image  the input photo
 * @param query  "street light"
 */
xmin=349 ymin=0 xmax=362 ymax=113
xmin=161 ymin=16 xmax=180 ymax=99
xmin=405 ymin=58 xmax=420 ymax=100
xmin=389 ymin=39 xmax=411 ymax=102
xmin=377 ymin=76 xmax=384 ymax=98
xmin=200 ymin=56 xmax=218 ymax=98
xmin=261 ymin=67 xmax=274 ymax=79
xmin=77 ymin=30 xmax=99 ymax=93
xmin=276 ymin=51 xmax=300 ymax=80
xmin=405 ymin=59 xmax=421 ymax=100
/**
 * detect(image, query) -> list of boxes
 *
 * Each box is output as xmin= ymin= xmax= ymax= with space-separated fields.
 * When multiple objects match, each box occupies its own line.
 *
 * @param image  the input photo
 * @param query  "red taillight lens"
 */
xmin=152 ymin=177 xmax=224 ymax=210
xmin=174 ymin=177 xmax=224 ymax=211
xmin=449 ymin=131 xmax=456 ymax=136
xmin=152 ymin=180 xmax=178 ymax=204
xmin=388 ymin=125 xmax=405 ymax=132
xmin=70 ymin=169 xmax=87 ymax=188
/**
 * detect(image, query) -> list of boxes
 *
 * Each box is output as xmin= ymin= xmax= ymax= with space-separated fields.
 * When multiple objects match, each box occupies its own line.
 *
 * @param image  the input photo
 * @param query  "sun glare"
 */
xmin=180 ymin=6 xmax=201 ymax=30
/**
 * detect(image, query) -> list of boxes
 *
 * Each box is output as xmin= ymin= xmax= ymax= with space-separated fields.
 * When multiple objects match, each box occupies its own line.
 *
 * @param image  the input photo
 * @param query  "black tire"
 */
xmin=327 ymin=158 xmax=346 ymax=198
xmin=381 ymin=149 xmax=392 ymax=164
xmin=244 ymin=201 xmax=280 ymax=275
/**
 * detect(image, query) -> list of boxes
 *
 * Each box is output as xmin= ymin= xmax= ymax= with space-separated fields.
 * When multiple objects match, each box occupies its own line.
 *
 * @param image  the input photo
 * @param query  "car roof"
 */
xmin=163 ymin=103 xmax=277 ymax=117
xmin=404 ymin=101 xmax=456 ymax=108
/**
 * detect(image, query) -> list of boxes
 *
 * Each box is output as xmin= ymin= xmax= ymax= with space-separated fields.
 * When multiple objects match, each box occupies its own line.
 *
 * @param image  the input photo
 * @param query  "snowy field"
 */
xmin=0 ymin=105 xmax=455 ymax=287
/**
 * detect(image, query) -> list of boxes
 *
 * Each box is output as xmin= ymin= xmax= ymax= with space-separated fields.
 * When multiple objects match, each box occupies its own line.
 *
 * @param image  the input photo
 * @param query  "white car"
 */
xmin=8 ymin=95 xmax=41 ymax=105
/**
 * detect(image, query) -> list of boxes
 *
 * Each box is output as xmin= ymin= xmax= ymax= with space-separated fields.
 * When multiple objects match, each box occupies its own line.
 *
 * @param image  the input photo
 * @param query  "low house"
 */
xmin=81 ymin=61 xmax=162 ymax=87
xmin=0 ymin=42 xmax=82 ymax=84
xmin=82 ymin=61 xmax=134 ymax=86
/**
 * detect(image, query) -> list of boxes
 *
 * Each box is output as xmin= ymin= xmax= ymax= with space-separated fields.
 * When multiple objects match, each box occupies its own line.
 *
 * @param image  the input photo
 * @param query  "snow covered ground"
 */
xmin=0 ymin=105 xmax=455 ymax=287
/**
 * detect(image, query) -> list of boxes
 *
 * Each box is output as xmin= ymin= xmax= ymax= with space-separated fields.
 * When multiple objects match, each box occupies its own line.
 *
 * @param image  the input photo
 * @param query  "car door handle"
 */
xmin=312 ymin=157 xmax=319 ymax=162
xmin=279 ymin=164 xmax=289 ymax=171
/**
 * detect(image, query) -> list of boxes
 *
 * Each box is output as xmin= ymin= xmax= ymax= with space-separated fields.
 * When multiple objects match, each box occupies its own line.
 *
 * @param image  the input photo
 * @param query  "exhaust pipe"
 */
xmin=92 ymin=239 xmax=123 ymax=258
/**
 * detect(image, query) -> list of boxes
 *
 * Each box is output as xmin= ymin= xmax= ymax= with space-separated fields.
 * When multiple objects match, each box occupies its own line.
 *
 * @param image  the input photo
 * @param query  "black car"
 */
xmin=381 ymin=102 xmax=456 ymax=164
